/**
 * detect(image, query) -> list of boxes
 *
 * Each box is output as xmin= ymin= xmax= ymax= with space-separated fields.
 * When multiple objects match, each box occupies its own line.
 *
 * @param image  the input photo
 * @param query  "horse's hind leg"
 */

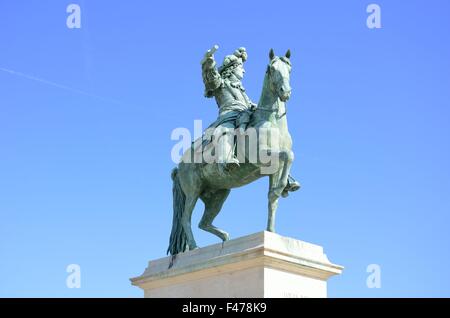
xmin=199 ymin=189 xmax=231 ymax=242
xmin=181 ymin=194 xmax=200 ymax=250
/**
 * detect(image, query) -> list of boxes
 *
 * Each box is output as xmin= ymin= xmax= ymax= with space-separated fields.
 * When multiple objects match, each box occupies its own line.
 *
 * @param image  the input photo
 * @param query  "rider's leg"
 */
xmin=216 ymin=122 xmax=239 ymax=171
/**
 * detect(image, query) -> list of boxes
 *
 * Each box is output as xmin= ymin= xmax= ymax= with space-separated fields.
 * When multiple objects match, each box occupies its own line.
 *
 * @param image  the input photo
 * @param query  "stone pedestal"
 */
xmin=130 ymin=231 xmax=343 ymax=298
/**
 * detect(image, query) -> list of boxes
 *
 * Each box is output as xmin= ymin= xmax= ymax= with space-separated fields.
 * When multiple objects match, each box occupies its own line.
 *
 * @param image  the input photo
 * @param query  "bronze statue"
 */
xmin=168 ymin=47 xmax=300 ymax=255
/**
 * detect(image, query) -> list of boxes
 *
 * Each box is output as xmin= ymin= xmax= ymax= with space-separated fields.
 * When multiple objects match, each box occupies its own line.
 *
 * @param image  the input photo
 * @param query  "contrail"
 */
xmin=0 ymin=66 xmax=126 ymax=106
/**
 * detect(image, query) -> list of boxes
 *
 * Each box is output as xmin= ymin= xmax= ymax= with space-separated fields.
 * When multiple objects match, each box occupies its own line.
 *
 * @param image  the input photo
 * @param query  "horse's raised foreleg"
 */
xmin=268 ymin=149 xmax=294 ymax=198
xmin=277 ymin=149 xmax=294 ymax=194
xmin=199 ymin=189 xmax=231 ymax=242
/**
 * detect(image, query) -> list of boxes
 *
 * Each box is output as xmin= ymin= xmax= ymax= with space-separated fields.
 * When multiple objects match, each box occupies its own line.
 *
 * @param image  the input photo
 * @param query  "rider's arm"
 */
xmin=202 ymin=56 xmax=223 ymax=98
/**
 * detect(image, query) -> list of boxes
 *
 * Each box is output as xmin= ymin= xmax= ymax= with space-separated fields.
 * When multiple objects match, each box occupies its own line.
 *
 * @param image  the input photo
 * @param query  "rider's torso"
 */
xmin=215 ymin=80 xmax=250 ymax=115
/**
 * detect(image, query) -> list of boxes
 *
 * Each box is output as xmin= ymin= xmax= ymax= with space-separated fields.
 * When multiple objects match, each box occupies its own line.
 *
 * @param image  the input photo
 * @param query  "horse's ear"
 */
xmin=285 ymin=49 xmax=291 ymax=59
xmin=269 ymin=48 xmax=275 ymax=60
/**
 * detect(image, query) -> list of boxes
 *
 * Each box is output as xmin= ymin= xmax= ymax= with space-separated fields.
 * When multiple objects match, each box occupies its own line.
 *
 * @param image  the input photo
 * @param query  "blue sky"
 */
xmin=1 ymin=0 xmax=449 ymax=297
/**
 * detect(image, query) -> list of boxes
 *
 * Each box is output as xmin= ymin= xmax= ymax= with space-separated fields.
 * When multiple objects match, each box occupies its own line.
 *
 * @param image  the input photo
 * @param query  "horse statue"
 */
xmin=168 ymin=49 xmax=296 ymax=255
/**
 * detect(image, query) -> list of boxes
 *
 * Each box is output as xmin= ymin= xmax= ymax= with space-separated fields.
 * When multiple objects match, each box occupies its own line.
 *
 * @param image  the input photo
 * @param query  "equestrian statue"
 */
xmin=168 ymin=45 xmax=300 ymax=255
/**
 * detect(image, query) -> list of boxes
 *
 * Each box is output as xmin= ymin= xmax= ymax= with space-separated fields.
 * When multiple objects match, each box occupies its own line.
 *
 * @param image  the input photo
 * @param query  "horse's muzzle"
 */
xmin=279 ymin=86 xmax=291 ymax=102
xmin=280 ymin=91 xmax=291 ymax=102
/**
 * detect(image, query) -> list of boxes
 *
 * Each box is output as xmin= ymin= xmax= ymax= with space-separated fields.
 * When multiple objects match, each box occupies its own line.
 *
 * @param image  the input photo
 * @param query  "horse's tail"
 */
xmin=167 ymin=168 xmax=188 ymax=255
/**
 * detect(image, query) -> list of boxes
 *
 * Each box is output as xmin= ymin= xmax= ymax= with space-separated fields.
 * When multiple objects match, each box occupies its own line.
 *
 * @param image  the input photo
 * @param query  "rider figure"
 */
xmin=201 ymin=46 xmax=254 ymax=171
xmin=201 ymin=46 xmax=300 ymax=197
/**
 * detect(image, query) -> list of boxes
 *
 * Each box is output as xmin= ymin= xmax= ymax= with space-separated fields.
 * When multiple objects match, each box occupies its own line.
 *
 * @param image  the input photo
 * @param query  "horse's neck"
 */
xmin=257 ymin=74 xmax=288 ymax=132
xmin=258 ymin=74 xmax=278 ymax=110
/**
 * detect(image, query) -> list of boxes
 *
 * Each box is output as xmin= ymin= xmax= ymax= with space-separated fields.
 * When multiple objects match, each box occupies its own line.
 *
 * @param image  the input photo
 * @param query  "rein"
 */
xmin=256 ymin=103 xmax=287 ymax=120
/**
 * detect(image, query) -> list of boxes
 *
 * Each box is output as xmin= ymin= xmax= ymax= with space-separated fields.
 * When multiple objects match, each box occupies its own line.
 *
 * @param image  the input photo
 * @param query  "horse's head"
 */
xmin=267 ymin=49 xmax=292 ymax=102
